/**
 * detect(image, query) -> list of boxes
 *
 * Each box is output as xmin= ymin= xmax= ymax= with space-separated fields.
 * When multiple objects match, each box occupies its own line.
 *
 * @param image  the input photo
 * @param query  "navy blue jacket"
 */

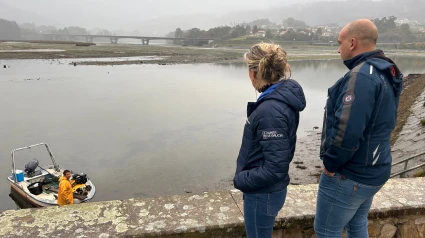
xmin=234 ymin=79 xmax=306 ymax=193
xmin=320 ymin=50 xmax=403 ymax=186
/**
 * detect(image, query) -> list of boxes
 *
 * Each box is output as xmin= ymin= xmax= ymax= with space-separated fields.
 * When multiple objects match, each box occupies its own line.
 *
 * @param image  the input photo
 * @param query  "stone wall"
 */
xmin=1 ymin=177 xmax=424 ymax=238
xmin=368 ymin=216 xmax=425 ymax=238
xmin=271 ymin=215 xmax=425 ymax=238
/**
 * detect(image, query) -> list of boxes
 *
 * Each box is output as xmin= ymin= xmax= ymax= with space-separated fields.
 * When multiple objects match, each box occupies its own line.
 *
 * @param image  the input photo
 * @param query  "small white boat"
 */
xmin=7 ymin=143 xmax=96 ymax=207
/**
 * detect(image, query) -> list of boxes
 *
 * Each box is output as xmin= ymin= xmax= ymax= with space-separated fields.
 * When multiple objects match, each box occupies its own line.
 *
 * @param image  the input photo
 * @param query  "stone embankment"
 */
xmin=0 ymin=177 xmax=424 ymax=237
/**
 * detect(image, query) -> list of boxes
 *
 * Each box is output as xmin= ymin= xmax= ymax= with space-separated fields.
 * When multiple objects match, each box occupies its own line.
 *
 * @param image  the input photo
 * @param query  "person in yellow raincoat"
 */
xmin=58 ymin=170 xmax=74 ymax=206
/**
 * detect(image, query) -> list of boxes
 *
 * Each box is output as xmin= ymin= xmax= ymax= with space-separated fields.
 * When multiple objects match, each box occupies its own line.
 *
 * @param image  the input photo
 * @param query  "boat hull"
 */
xmin=10 ymin=182 xmax=46 ymax=207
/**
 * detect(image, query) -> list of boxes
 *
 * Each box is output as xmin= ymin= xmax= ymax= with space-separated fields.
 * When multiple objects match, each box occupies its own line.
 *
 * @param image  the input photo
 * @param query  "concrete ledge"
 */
xmin=1 ymin=177 xmax=424 ymax=238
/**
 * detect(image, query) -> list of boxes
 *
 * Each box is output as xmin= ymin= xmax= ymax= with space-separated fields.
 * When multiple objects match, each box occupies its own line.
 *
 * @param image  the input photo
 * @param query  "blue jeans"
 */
xmin=243 ymin=189 xmax=287 ymax=238
xmin=314 ymin=173 xmax=383 ymax=238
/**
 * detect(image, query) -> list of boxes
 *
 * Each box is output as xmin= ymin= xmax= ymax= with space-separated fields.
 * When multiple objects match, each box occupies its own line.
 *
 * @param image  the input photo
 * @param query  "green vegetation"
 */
xmin=172 ymin=16 xmax=425 ymax=46
xmin=283 ymin=17 xmax=308 ymax=29
xmin=372 ymin=16 xmax=425 ymax=43
xmin=413 ymin=170 xmax=425 ymax=178
xmin=0 ymin=19 xmax=115 ymax=42
xmin=0 ymin=19 xmax=21 ymax=40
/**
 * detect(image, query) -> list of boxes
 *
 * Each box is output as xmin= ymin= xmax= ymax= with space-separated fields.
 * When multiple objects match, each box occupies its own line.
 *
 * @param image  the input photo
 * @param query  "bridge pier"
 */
xmin=110 ymin=37 xmax=118 ymax=44
xmin=86 ymin=36 xmax=94 ymax=43
xmin=141 ymin=39 xmax=150 ymax=45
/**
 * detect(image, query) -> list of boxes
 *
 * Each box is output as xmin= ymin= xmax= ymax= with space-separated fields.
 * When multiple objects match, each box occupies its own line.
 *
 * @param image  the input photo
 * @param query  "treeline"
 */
xmin=171 ymin=19 xmax=336 ymax=42
xmin=0 ymin=19 xmax=21 ymax=40
xmin=170 ymin=25 xmax=249 ymax=41
xmin=0 ymin=19 xmax=115 ymax=41
xmin=171 ymin=16 xmax=425 ymax=44
xmin=171 ymin=26 xmax=332 ymax=42
xmin=20 ymin=23 xmax=115 ymax=41
xmin=372 ymin=16 xmax=424 ymax=43
xmin=170 ymin=17 xmax=336 ymax=42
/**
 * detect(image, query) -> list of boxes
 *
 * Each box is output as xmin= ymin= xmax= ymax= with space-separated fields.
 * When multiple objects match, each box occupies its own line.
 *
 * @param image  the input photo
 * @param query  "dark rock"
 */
xmin=290 ymin=183 xmax=301 ymax=185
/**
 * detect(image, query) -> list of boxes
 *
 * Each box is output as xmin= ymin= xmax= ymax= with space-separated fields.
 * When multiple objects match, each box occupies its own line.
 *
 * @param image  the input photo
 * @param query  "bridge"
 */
xmin=41 ymin=34 xmax=215 ymax=46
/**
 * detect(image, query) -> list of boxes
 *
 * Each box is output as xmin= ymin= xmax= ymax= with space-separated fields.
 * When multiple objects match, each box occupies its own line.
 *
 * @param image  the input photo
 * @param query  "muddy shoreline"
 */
xmin=0 ymin=42 xmax=342 ymax=65
xmin=69 ymin=56 xmax=242 ymax=66
xmin=4 ymin=42 xmax=424 ymax=66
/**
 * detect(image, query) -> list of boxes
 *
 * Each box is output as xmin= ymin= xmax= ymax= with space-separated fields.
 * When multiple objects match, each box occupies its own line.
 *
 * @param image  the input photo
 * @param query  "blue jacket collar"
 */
xmin=247 ymin=79 xmax=306 ymax=117
xmin=257 ymin=83 xmax=279 ymax=101
xmin=343 ymin=49 xmax=383 ymax=70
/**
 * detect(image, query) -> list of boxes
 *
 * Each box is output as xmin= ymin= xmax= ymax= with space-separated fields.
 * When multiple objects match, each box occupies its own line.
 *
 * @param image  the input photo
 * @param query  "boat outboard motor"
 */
xmin=72 ymin=173 xmax=88 ymax=184
xmin=25 ymin=159 xmax=39 ymax=174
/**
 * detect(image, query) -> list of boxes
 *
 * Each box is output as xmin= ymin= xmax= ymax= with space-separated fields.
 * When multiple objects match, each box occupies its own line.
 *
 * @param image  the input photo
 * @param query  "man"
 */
xmin=58 ymin=170 xmax=74 ymax=206
xmin=314 ymin=19 xmax=403 ymax=237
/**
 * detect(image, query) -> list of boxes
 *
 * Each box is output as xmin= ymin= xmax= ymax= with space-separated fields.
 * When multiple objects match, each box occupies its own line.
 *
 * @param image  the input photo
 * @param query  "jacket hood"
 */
xmin=260 ymin=79 xmax=306 ymax=112
xmin=344 ymin=50 xmax=403 ymax=97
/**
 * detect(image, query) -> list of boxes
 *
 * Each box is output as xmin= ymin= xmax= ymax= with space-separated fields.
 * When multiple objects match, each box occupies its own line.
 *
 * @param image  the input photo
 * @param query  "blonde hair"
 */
xmin=244 ymin=42 xmax=291 ymax=84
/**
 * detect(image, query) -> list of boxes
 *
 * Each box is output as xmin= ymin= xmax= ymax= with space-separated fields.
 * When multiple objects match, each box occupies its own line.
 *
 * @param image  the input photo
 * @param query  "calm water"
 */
xmin=1 ymin=55 xmax=424 ymax=211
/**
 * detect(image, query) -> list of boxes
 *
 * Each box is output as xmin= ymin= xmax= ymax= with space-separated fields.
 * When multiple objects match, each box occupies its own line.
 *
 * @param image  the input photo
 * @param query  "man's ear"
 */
xmin=350 ymin=38 xmax=357 ymax=51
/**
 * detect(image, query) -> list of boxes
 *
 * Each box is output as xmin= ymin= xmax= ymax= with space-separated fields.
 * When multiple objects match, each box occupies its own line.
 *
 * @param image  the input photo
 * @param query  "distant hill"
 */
xmin=137 ymin=0 xmax=425 ymax=34
xmin=265 ymin=0 xmax=424 ymax=26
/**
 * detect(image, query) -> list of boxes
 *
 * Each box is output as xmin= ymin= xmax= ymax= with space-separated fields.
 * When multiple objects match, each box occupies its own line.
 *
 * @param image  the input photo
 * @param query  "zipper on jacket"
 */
xmin=320 ymin=105 xmax=327 ymax=156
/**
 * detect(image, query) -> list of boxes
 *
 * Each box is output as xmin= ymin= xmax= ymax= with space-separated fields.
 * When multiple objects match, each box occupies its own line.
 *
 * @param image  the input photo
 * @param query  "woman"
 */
xmin=233 ymin=42 xmax=306 ymax=237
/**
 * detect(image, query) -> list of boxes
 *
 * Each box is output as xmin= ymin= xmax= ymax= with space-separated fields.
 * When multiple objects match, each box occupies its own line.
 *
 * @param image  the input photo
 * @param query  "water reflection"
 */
xmin=217 ymin=55 xmax=425 ymax=94
xmin=217 ymin=55 xmax=425 ymax=78
xmin=9 ymin=188 xmax=37 ymax=210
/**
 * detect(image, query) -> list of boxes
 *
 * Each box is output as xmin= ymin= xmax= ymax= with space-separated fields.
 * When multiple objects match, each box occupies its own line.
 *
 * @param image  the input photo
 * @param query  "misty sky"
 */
xmin=3 ymin=0 xmax=351 ymax=27
xmin=5 ymin=0 xmax=326 ymax=19
xmin=1 ymin=0 xmax=388 ymax=34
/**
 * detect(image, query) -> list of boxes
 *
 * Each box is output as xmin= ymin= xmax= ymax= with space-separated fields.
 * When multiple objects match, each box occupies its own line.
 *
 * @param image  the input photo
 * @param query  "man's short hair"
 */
xmin=63 ymin=170 xmax=71 ymax=176
xmin=347 ymin=20 xmax=378 ymax=45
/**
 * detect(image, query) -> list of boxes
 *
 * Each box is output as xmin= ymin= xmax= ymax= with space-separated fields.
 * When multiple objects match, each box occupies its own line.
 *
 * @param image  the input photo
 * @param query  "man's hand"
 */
xmin=323 ymin=167 xmax=335 ymax=177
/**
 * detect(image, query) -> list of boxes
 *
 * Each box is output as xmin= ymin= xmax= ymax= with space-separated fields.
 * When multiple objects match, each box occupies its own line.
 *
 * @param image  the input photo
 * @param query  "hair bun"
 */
xmin=265 ymin=52 xmax=276 ymax=65
xmin=244 ymin=42 xmax=291 ymax=84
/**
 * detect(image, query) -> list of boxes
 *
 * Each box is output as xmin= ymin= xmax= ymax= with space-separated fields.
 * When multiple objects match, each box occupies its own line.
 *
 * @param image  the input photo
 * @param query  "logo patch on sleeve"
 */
xmin=262 ymin=131 xmax=284 ymax=139
xmin=343 ymin=93 xmax=355 ymax=105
